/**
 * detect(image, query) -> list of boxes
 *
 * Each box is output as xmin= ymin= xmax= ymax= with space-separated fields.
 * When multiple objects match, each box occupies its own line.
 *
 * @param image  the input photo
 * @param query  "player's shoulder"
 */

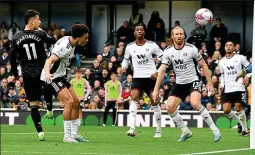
xmin=146 ymin=40 xmax=156 ymax=45
xmin=219 ymin=57 xmax=227 ymax=64
xmin=164 ymin=45 xmax=174 ymax=51
xmin=126 ymin=41 xmax=136 ymax=47
xmin=55 ymin=36 xmax=70 ymax=47
xmin=12 ymin=31 xmax=24 ymax=41
xmin=234 ymin=54 xmax=246 ymax=60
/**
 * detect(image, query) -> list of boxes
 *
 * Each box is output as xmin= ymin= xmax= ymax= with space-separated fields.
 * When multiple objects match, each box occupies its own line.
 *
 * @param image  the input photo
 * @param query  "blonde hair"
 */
xmin=212 ymin=51 xmax=222 ymax=60
xmin=89 ymin=102 xmax=98 ymax=109
xmin=171 ymin=26 xmax=184 ymax=35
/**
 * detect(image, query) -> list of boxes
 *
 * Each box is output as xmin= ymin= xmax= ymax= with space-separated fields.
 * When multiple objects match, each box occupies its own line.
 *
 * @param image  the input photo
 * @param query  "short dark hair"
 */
xmin=216 ymin=17 xmax=221 ymax=22
xmin=24 ymin=10 xmax=40 ymax=24
xmin=134 ymin=23 xmax=146 ymax=30
xmin=71 ymin=24 xmax=90 ymax=38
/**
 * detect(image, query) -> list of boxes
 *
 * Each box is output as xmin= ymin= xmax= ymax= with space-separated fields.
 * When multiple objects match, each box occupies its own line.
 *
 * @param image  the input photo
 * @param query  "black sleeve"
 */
xmin=42 ymin=30 xmax=56 ymax=44
xmin=10 ymin=38 xmax=18 ymax=78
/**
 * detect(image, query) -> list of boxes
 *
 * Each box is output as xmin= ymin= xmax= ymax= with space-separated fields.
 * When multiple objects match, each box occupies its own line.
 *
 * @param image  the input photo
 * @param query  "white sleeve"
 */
xmin=52 ymin=40 xmax=68 ymax=59
xmin=121 ymin=46 xmax=131 ymax=69
xmin=192 ymin=47 xmax=203 ymax=61
xmin=161 ymin=49 xmax=171 ymax=66
xmin=240 ymin=55 xmax=250 ymax=68
xmin=152 ymin=43 xmax=164 ymax=61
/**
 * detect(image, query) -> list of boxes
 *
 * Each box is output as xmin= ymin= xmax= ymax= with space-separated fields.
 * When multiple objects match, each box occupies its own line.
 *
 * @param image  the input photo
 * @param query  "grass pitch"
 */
xmin=1 ymin=125 xmax=254 ymax=155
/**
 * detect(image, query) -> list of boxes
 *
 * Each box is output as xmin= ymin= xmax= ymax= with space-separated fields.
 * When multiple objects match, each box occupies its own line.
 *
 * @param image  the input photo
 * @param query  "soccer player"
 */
xmin=122 ymin=23 xmax=163 ymax=138
xmin=103 ymin=72 xmax=122 ymax=126
xmin=153 ymin=26 xmax=221 ymax=142
xmin=10 ymin=10 xmax=55 ymax=141
xmin=218 ymin=41 xmax=250 ymax=136
xmin=70 ymin=68 xmax=91 ymax=141
xmin=41 ymin=24 xmax=90 ymax=143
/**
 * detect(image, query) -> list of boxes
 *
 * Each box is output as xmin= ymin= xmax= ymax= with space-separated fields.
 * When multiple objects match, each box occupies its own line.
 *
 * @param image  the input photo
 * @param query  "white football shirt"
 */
xmin=218 ymin=54 xmax=250 ymax=93
xmin=161 ymin=43 xmax=202 ymax=84
xmin=41 ymin=36 xmax=75 ymax=81
xmin=122 ymin=40 xmax=163 ymax=78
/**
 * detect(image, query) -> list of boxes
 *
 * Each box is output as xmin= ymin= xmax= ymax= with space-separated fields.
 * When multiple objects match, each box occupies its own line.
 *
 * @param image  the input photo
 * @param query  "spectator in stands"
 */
xmin=206 ymin=102 xmax=213 ymax=111
xmin=1 ymin=94 xmax=10 ymax=108
xmin=6 ymin=63 xmax=12 ymax=76
xmin=122 ymin=86 xmax=131 ymax=102
xmin=89 ymin=102 xmax=98 ymax=109
xmin=98 ymin=88 xmax=105 ymax=109
xmin=0 ymin=78 xmax=8 ymax=96
xmin=213 ymin=66 xmax=221 ymax=79
xmin=18 ymin=76 xmax=24 ymax=87
xmin=201 ymin=88 xmax=213 ymax=107
xmin=139 ymin=98 xmax=150 ymax=110
xmin=16 ymin=94 xmax=29 ymax=111
xmin=169 ymin=74 xmax=175 ymax=90
xmin=160 ymin=41 xmax=167 ymax=50
xmin=7 ymin=86 xmax=18 ymax=104
xmin=83 ymin=68 xmax=94 ymax=86
xmin=8 ymin=22 xmax=20 ymax=40
xmin=102 ymin=46 xmax=111 ymax=61
xmin=0 ymin=66 xmax=7 ymax=81
xmin=122 ymin=74 xmax=132 ymax=90
xmin=60 ymin=28 xmax=67 ymax=37
xmin=117 ymin=41 xmax=125 ymax=50
xmin=190 ymin=22 xmax=207 ymax=39
xmin=0 ymin=49 xmax=10 ymax=66
xmin=0 ymin=21 xmax=8 ymax=40
xmin=91 ymin=95 xmax=102 ymax=109
xmin=210 ymin=50 xmax=222 ymax=72
xmin=90 ymin=59 xmax=103 ymax=80
xmin=160 ymin=103 xmax=166 ymax=110
xmin=53 ymin=32 xmax=61 ymax=41
xmin=100 ymin=68 xmax=110 ymax=87
xmin=115 ymin=48 xmax=124 ymax=67
xmin=96 ymin=54 xmax=104 ymax=66
xmin=212 ymin=75 xmax=219 ymax=92
xmin=158 ymin=88 xmax=166 ymax=105
xmin=129 ymin=5 xmax=143 ymax=29
xmin=107 ymin=61 xmax=115 ymax=76
xmin=209 ymin=17 xmax=228 ymax=51
xmin=74 ymin=45 xmax=85 ymax=68
xmin=14 ymin=80 xmax=25 ymax=97
xmin=7 ymin=75 xmax=15 ymax=87
xmin=147 ymin=10 xmax=165 ymax=42
xmin=234 ymin=43 xmax=241 ymax=54
xmin=50 ymin=22 xmax=61 ymax=36
xmin=89 ymin=80 xmax=101 ymax=103
xmin=214 ymin=94 xmax=223 ymax=111
xmin=179 ymin=96 xmax=193 ymax=110
xmin=116 ymin=67 xmax=126 ymax=83
xmin=116 ymin=21 xmax=133 ymax=44
xmin=167 ymin=21 xmax=187 ymax=39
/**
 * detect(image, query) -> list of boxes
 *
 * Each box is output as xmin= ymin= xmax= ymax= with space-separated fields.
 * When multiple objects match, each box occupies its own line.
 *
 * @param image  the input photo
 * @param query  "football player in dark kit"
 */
xmin=10 ymin=10 xmax=56 ymax=141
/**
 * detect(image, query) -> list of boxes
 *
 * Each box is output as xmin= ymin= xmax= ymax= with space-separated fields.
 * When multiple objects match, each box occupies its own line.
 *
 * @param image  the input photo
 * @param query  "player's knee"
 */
xmin=63 ymin=98 xmax=74 ymax=109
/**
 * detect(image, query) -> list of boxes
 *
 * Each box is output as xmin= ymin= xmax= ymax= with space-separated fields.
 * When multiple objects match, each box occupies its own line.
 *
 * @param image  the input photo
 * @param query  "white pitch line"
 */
xmin=1 ymin=151 xmax=135 ymax=155
xmin=178 ymin=148 xmax=253 ymax=155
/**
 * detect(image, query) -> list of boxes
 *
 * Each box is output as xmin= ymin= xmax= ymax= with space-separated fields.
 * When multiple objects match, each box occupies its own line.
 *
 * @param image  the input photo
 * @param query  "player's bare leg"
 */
xmin=68 ymin=87 xmax=89 ymax=142
xmin=167 ymin=96 xmax=192 ymax=142
xmin=235 ymin=103 xmax=249 ymax=136
xmin=127 ymin=89 xmax=140 ymax=137
xmin=190 ymin=91 xmax=221 ymax=142
xmin=57 ymin=87 xmax=78 ymax=143
xmin=223 ymin=102 xmax=246 ymax=137
xmin=30 ymin=101 xmax=45 ymax=141
xmin=150 ymin=92 xmax=162 ymax=138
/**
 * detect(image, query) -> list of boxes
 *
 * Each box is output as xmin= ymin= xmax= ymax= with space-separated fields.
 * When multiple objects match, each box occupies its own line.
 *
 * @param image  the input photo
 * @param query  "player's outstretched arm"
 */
xmin=198 ymin=59 xmax=214 ymax=94
xmin=152 ymin=64 xmax=167 ymax=102
xmin=44 ymin=54 xmax=60 ymax=83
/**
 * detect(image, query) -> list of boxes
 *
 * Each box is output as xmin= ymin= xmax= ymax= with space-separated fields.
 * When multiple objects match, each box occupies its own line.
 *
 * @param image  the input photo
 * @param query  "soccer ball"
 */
xmin=195 ymin=8 xmax=213 ymax=26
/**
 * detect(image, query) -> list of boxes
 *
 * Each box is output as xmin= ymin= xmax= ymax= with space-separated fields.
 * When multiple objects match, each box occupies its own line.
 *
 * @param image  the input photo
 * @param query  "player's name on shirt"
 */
xmin=16 ymin=35 xmax=41 ymax=46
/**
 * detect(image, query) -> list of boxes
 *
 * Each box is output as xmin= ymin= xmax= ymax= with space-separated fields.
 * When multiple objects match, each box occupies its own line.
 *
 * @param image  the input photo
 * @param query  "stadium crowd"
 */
xmin=0 ymin=8 xmax=252 ymax=112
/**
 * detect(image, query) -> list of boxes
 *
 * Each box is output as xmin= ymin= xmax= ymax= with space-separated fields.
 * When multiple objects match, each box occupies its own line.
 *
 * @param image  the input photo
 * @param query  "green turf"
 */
xmin=1 ymin=125 xmax=254 ymax=155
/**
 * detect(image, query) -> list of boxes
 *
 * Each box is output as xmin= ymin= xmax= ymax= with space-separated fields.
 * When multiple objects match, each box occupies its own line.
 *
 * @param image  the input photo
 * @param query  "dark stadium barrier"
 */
xmin=0 ymin=109 xmax=250 ymax=128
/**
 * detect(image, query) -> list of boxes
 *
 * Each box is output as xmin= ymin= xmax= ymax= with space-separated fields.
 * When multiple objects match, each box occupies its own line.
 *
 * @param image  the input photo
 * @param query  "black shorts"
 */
xmin=23 ymin=76 xmax=43 ymax=102
xmin=169 ymin=80 xmax=202 ymax=101
xmin=131 ymin=78 xmax=156 ymax=96
xmin=46 ymin=77 xmax=71 ymax=97
xmin=105 ymin=101 xmax=117 ymax=109
xmin=222 ymin=91 xmax=245 ymax=104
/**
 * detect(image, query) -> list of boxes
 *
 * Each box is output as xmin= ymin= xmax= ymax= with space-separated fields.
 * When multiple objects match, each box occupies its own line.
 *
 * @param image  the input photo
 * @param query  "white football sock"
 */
xmin=153 ymin=104 xmax=161 ymax=132
xmin=236 ymin=110 xmax=248 ymax=132
xmin=170 ymin=111 xmax=190 ymax=133
xmin=129 ymin=100 xmax=138 ymax=130
xmin=199 ymin=106 xmax=218 ymax=131
xmin=63 ymin=120 xmax=71 ymax=139
xmin=227 ymin=110 xmax=245 ymax=132
xmin=71 ymin=119 xmax=79 ymax=137
xmin=75 ymin=118 xmax=82 ymax=134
